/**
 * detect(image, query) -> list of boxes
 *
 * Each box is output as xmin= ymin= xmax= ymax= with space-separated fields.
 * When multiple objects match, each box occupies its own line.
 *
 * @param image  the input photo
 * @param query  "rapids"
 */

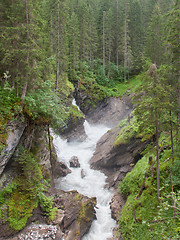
xmin=53 ymin=120 xmax=116 ymax=240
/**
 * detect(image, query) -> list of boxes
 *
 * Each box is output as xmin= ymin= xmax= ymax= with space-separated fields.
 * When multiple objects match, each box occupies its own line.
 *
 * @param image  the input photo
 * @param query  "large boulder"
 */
xmin=60 ymin=105 xmax=87 ymax=142
xmin=90 ymin=126 xmax=148 ymax=187
xmin=57 ymin=190 xmax=97 ymax=240
xmin=54 ymin=161 xmax=71 ymax=178
xmin=69 ymin=156 xmax=80 ymax=168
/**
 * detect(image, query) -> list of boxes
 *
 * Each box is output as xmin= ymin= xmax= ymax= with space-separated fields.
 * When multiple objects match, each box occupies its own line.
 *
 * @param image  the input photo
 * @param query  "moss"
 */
xmin=0 ymin=144 xmax=57 ymax=231
xmin=8 ymin=191 xmax=38 ymax=231
xmin=0 ymin=182 xmax=38 ymax=231
xmin=114 ymin=115 xmax=142 ymax=147
xmin=77 ymin=76 xmax=107 ymax=112
xmin=69 ymin=105 xmax=84 ymax=121
xmin=0 ymin=87 xmax=23 ymax=154
xmin=77 ymin=197 xmax=96 ymax=224
xmin=118 ymin=133 xmax=180 ymax=239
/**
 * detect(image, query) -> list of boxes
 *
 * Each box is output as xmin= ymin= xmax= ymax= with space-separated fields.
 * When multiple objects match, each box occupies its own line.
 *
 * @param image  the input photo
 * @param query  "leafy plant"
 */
xmin=24 ymin=80 xmax=68 ymax=128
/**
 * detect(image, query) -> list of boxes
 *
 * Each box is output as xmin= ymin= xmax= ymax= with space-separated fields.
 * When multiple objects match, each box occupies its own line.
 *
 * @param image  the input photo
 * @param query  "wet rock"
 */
xmin=60 ymin=105 xmax=87 ymax=142
xmin=81 ymin=169 xmax=86 ymax=179
xmin=86 ymin=96 xmax=133 ymax=128
xmin=54 ymin=190 xmax=97 ymax=240
xmin=110 ymin=190 xmax=126 ymax=222
xmin=53 ymin=161 xmax=71 ymax=178
xmin=60 ymin=119 xmax=87 ymax=143
xmin=90 ymin=126 xmax=148 ymax=187
xmin=69 ymin=156 xmax=80 ymax=168
xmin=74 ymin=81 xmax=107 ymax=116
xmin=0 ymin=116 xmax=27 ymax=176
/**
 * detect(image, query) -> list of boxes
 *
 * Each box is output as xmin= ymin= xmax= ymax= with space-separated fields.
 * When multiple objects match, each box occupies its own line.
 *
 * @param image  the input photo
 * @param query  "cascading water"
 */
xmin=53 ymin=111 xmax=116 ymax=239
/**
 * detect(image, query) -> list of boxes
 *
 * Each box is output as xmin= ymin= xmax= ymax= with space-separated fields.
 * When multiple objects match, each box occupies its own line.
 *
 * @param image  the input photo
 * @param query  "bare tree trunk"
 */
xmin=169 ymin=111 xmax=174 ymax=165
xmin=21 ymin=0 xmax=29 ymax=99
xmin=170 ymin=170 xmax=176 ymax=224
xmin=116 ymin=0 xmax=119 ymax=66
xmin=56 ymin=0 xmax=60 ymax=90
xmin=135 ymin=177 xmax=148 ymax=199
xmin=124 ymin=1 xmax=127 ymax=82
xmin=103 ymin=11 xmax=106 ymax=71
xmin=108 ymin=37 xmax=111 ymax=78
xmin=156 ymin=110 xmax=160 ymax=200
xmin=89 ymin=21 xmax=92 ymax=64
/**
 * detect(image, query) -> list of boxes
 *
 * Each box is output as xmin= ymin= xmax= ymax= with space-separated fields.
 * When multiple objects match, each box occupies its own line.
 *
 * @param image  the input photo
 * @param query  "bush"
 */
xmin=24 ymin=80 xmax=68 ymax=128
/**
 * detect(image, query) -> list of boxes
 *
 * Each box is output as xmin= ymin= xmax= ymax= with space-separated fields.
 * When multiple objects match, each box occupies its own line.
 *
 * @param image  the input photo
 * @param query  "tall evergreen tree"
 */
xmin=145 ymin=3 xmax=166 ymax=66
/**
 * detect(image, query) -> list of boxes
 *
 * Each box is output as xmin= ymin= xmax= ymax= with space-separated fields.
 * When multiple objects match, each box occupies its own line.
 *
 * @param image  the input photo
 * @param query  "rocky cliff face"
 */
xmin=90 ymin=126 xmax=149 ymax=188
xmin=0 ymin=116 xmax=96 ymax=240
xmin=86 ymin=95 xmax=133 ymax=128
xmin=0 ymin=116 xmax=27 ymax=176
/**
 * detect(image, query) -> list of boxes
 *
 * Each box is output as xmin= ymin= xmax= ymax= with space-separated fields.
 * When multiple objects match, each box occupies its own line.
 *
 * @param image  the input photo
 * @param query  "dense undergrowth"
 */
xmin=0 ymin=140 xmax=59 ymax=231
xmin=117 ymin=117 xmax=180 ymax=239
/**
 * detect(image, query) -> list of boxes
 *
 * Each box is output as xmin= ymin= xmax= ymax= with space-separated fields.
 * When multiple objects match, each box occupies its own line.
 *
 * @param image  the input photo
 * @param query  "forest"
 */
xmin=0 ymin=0 xmax=179 ymax=239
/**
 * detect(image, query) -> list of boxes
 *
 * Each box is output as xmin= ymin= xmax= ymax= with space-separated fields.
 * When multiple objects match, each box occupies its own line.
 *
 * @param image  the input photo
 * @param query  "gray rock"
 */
xmin=86 ymin=96 xmax=133 ymax=128
xmin=0 ymin=116 xmax=27 ymax=176
xmin=54 ymin=161 xmax=71 ymax=178
xmin=59 ymin=191 xmax=96 ymax=240
xmin=110 ymin=190 xmax=126 ymax=222
xmin=69 ymin=156 xmax=80 ymax=168
xmin=81 ymin=169 xmax=86 ymax=178
xmin=90 ymin=126 xmax=148 ymax=187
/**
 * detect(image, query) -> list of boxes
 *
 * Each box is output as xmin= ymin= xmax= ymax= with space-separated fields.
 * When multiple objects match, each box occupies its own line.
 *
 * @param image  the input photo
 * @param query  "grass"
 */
xmin=118 ymin=131 xmax=180 ymax=239
xmin=104 ymin=76 xmax=142 ymax=97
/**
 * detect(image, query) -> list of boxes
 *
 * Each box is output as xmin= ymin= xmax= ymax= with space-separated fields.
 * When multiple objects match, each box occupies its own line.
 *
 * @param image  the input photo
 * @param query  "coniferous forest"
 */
xmin=0 ymin=0 xmax=179 ymax=239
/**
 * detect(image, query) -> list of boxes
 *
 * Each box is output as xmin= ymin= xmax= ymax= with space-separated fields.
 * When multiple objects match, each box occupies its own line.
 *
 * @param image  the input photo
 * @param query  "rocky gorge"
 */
xmin=0 ymin=92 xmax=147 ymax=240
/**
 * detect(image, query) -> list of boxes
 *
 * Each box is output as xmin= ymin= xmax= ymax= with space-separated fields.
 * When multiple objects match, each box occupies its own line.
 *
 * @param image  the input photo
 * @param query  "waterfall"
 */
xmin=53 ymin=102 xmax=116 ymax=239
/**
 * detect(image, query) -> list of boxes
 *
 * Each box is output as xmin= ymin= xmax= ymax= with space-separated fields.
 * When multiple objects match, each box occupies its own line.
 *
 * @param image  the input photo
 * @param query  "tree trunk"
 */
xmin=89 ymin=21 xmax=92 ymax=64
xmin=169 ymin=111 xmax=174 ymax=165
xmin=170 ymin=170 xmax=176 ymax=224
xmin=56 ymin=0 xmax=60 ymax=90
xmin=21 ymin=0 xmax=29 ymax=99
xmin=124 ymin=1 xmax=128 ymax=82
xmin=156 ymin=109 xmax=160 ymax=200
xmin=116 ymin=0 xmax=119 ymax=66
xmin=103 ymin=11 xmax=106 ymax=70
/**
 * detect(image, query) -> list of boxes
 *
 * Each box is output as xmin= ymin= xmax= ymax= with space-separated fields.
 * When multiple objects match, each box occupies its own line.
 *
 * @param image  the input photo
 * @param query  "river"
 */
xmin=53 ymin=120 xmax=116 ymax=240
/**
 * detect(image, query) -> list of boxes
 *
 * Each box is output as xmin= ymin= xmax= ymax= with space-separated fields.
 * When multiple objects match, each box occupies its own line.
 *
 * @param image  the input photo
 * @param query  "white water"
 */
xmin=53 ymin=121 xmax=116 ymax=240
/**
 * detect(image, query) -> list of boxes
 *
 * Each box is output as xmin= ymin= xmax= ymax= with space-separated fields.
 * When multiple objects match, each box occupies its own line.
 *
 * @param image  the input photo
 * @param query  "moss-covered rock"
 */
xmin=74 ymin=77 xmax=107 ymax=115
xmin=58 ymin=190 xmax=97 ymax=240
xmin=60 ymin=105 xmax=87 ymax=142
xmin=118 ymin=132 xmax=180 ymax=240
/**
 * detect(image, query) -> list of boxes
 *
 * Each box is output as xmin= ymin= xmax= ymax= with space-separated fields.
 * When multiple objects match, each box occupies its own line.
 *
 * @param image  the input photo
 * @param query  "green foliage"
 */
xmin=69 ymin=105 xmax=84 ymax=120
xmin=24 ymin=80 xmax=67 ymax=128
xmin=0 ymin=85 xmax=22 ymax=119
xmin=8 ymin=191 xmax=38 ymax=231
xmin=118 ymin=132 xmax=180 ymax=239
xmin=0 ymin=182 xmax=18 ymax=206
xmin=0 ymin=84 xmax=22 ymax=152
xmin=16 ymin=146 xmax=43 ymax=197
xmin=38 ymin=192 xmax=57 ymax=220
xmin=0 ymin=144 xmax=58 ymax=231
xmin=119 ymin=154 xmax=150 ymax=196
xmin=114 ymin=115 xmax=142 ymax=147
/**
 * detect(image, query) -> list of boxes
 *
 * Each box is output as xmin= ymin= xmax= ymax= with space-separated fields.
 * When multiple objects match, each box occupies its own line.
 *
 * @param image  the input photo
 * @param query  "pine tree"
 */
xmin=144 ymin=3 xmax=166 ymax=66
xmin=134 ymin=63 xmax=172 ymax=199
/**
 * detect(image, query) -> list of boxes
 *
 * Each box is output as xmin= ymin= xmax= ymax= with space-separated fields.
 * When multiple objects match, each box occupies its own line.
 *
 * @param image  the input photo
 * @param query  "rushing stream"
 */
xmin=53 ymin=120 xmax=116 ymax=240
